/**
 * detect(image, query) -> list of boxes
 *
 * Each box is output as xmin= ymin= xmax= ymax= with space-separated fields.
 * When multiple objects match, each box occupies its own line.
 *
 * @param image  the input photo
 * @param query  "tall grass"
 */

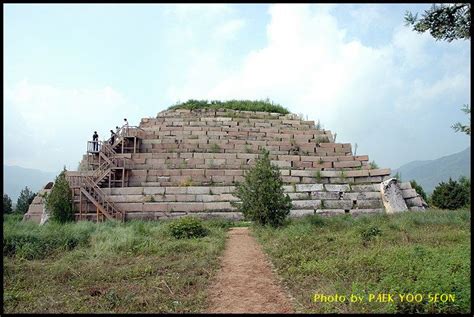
xmin=3 ymin=215 xmax=229 ymax=313
xmin=252 ymin=209 xmax=471 ymax=314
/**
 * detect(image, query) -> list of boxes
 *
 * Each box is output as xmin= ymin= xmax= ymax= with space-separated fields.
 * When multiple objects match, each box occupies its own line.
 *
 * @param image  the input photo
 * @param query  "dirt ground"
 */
xmin=206 ymin=227 xmax=294 ymax=313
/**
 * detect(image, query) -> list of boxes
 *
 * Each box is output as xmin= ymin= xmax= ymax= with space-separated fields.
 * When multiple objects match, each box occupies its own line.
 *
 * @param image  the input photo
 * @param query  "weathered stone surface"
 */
xmin=315 ymin=209 xmax=345 ymax=216
xmin=399 ymin=182 xmax=412 ymax=190
xmin=380 ymin=178 xmax=408 ymax=213
xmin=350 ymin=184 xmax=379 ymax=192
xmin=143 ymin=187 xmax=165 ymax=195
xmin=369 ymin=168 xmax=391 ymax=176
xmin=287 ymin=192 xmax=310 ymax=200
xmin=323 ymin=200 xmax=353 ymax=209
xmin=401 ymin=188 xmax=418 ymax=199
xmin=406 ymin=196 xmax=423 ymax=207
xmin=295 ymin=184 xmax=324 ymax=192
xmin=292 ymin=200 xmax=322 ymax=209
xmin=290 ymin=209 xmax=314 ymax=217
xmin=324 ymin=184 xmax=351 ymax=192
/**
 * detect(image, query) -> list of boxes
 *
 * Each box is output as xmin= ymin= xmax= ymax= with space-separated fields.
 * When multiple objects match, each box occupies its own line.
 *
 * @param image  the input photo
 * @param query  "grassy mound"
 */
xmin=167 ymin=99 xmax=290 ymax=114
xmin=252 ymin=209 xmax=471 ymax=314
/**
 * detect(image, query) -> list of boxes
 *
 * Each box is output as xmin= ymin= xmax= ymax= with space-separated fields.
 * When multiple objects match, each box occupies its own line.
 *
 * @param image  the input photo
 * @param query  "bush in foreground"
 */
xmin=168 ymin=216 xmax=208 ymax=239
xmin=233 ymin=149 xmax=292 ymax=227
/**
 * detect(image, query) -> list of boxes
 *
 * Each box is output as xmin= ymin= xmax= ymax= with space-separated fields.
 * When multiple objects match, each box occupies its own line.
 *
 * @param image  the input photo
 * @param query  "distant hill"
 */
xmin=392 ymin=147 xmax=471 ymax=194
xmin=3 ymin=165 xmax=57 ymax=202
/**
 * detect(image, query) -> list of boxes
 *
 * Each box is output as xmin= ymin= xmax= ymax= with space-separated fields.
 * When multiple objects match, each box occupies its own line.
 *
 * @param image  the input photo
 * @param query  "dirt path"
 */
xmin=206 ymin=227 xmax=294 ymax=313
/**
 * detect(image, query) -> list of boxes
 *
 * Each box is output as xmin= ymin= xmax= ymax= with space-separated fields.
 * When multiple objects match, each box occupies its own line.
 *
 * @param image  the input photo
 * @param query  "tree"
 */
xmin=405 ymin=4 xmax=470 ymax=134
xmin=16 ymin=187 xmax=36 ymax=214
xmin=451 ymin=104 xmax=471 ymax=135
xmin=404 ymin=3 xmax=471 ymax=42
xmin=45 ymin=169 xmax=75 ymax=223
xmin=458 ymin=176 xmax=471 ymax=206
xmin=409 ymin=180 xmax=428 ymax=202
xmin=3 ymin=194 xmax=13 ymax=214
xmin=233 ymin=149 xmax=292 ymax=227
xmin=431 ymin=177 xmax=470 ymax=209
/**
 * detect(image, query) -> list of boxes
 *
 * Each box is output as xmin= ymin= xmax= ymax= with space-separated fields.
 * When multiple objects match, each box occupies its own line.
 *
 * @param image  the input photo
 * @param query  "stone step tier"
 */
xmin=74 ymin=182 xmax=426 ymax=221
xmin=126 ymin=167 xmax=391 ymax=187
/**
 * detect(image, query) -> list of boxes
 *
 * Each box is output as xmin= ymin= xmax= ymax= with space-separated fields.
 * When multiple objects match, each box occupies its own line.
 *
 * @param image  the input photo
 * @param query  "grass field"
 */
xmin=252 ymin=209 xmax=471 ymax=314
xmin=3 ymin=215 xmax=233 ymax=313
xmin=4 ymin=209 xmax=471 ymax=313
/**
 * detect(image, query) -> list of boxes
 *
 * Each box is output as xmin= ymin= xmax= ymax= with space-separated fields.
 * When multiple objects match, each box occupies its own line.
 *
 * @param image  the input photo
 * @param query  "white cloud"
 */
xmin=171 ymin=4 xmax=470 ymax=168
xmin=213 ymin=19 xmax=245 ymax=41
xmin=4 ymin=80 xmax=136 ymax=172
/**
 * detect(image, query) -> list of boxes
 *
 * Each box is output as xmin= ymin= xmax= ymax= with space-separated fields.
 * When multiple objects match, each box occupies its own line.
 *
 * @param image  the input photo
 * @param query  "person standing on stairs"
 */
xmin=92 ymin=131 xmax=99 ymax=152
xmin=123 ymin=118 xmax=129 ymax=136
xmin=109 ymin=130 xmax=116 ymax=146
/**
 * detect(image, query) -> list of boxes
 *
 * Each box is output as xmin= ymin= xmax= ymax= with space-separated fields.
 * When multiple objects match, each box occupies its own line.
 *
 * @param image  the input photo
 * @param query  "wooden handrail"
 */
xmin=105 ymin=125 xmax=146 ymax=145
xmin=82 ymin=175 xmax=123 ymax=220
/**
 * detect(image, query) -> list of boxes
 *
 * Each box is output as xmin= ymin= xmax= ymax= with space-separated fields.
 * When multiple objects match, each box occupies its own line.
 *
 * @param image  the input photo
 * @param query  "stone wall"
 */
xmin=24 ymin=108 xmax=426 ymax=223
xmin=74 ymin=108 xmax=426 ymax=219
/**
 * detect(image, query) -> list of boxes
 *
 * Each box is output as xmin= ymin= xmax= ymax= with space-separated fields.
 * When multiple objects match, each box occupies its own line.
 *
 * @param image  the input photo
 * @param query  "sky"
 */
xmin=4 ymin=3 xmax=471 ymax=174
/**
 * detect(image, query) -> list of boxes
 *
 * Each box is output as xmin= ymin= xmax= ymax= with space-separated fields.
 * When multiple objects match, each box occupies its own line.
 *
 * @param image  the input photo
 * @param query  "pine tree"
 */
xmin=16 ymin=187 xmax=36 ymax=214
xmin=46 ymin=169 xmax=75 ymax=223
xmin=233 ymin=149 xmax=292 ymax=227
xmin=3 ymin=194 xmax=13 ymax=214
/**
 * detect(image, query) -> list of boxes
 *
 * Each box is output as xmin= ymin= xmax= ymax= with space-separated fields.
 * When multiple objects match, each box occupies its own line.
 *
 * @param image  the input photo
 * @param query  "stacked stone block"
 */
xmin=62 ymin=108 xmax=425 ymax=220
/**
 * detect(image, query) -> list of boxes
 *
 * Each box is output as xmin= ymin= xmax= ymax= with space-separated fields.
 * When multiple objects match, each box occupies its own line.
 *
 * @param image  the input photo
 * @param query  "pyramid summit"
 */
xmin=24 ymin=100 xmax=426 ymax=222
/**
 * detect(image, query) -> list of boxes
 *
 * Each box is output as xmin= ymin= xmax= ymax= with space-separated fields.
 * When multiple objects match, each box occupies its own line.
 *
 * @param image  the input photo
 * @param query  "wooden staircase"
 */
xmin=70 ymin=141 xmax=128 ymax=222
xmin=67 ymin=126 xmax=144 ymax=222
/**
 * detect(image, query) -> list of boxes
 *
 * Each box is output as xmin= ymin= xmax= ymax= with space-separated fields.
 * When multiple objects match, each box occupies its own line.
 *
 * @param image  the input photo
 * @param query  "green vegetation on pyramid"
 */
xmin=167 ymin=99 xmax=290 ymax=114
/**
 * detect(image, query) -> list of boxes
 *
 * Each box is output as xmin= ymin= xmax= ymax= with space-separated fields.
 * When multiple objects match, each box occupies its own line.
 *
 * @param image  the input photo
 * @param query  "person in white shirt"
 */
xmin=123 ymin=118 xmax=129 ymax=136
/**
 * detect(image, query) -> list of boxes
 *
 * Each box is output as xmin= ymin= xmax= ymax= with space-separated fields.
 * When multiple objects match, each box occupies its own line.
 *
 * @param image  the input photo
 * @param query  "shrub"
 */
xmin=168 ymin=217 xmax=208 ymax=239
xmin=233 ymin=149 xmax=292 ymax=227
xmin=431 ymin=178 xmax=470 ymax=210
xmin=46 ymin=169 xmax=75 ymax=223
xmin=410 ymin=180 xmax=428 ymax=202
xmin=16 ymin=187 xmax=36 ymax=214
xmin=360 ymin=226 xmax=382 ymax=246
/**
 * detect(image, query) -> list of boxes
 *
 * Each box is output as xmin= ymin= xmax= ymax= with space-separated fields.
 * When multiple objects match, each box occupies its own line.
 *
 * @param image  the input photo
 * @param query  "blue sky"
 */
xmin=4 ymin=4 xmax=471 ymax=174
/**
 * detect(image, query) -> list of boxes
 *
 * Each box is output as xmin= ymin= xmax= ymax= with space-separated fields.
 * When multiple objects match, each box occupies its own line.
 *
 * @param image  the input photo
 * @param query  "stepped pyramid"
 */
xmin=24 ymin=106 xmax=426 ymax=223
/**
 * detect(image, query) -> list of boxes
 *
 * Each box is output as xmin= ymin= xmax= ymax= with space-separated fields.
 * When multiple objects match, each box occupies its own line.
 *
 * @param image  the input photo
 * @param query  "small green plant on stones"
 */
xmin=179 ymin=177 xmax=193 ymax=187
xmin=210 ymin=143 xmax=221 ymax=153
xmin=314 ymin=170 xmax=322 ymax=182
xmin=168 ymin=216 xmax=208 ymax=239
xmin=144 ymin=195 xmax=155 ymax=202
xmin=233 ymin=149 xmax=292 ymax=227
xmin=315 ymin=136 xmax=330 ymax=144
xmin=369 ymin=161 xmax=379 ymax=169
